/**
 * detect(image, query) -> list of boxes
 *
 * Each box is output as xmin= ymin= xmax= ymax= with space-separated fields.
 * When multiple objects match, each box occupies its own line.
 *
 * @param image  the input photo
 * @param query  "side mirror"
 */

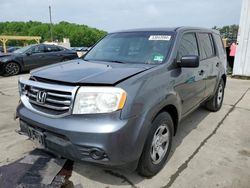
xmin=26 ymin=52 xmax=32 ymax=56
xmin=178 ymin=55 xmax=199 ymax=68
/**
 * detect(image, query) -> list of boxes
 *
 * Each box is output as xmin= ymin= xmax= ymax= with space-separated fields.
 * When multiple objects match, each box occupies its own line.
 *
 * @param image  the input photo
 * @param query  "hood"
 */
xmin=31 ymin=59 xmax=151 ymax=85
xmin=0 ymin=53 xmax=12 ymax=58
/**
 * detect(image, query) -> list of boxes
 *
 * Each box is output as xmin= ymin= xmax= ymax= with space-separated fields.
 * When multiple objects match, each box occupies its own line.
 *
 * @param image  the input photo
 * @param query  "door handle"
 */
xmin=199 ymin=70 xmax=205 ymax=76
xmin=216 ymin=62 xmax=220 ymax=67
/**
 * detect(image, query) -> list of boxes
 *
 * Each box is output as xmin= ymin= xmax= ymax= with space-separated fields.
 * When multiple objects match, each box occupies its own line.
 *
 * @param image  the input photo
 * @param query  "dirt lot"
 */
xmin=0 ymin=75 xmax=250 ymax=188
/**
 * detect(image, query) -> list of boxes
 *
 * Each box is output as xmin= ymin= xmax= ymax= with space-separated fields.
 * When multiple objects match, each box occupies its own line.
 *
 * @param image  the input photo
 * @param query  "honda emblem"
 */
xmin=36 ymin=91 xmax=47 ymax=104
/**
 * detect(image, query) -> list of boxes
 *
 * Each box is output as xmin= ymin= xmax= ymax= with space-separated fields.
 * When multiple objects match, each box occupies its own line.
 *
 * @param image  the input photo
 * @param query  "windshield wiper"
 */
xmin=83 ymin=59 xmax=126 ymax=64
xmin=108 ymin=60 xmax=126 ymax=64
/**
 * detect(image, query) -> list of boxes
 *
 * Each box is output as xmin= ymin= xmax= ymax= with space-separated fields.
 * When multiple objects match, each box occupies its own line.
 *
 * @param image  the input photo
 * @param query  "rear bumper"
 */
xmin=16 ymin=103 xmax=148 ymax=169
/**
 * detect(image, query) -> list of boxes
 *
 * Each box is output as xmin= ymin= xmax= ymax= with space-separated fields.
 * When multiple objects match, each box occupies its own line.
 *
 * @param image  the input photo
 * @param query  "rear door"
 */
xmin=197 ymin=33 xmax=219 ymax=98
xmin=43 ymin=45 xmax=64 ymax=65
xmin=175 ymin=32 xmax=206 ymax=115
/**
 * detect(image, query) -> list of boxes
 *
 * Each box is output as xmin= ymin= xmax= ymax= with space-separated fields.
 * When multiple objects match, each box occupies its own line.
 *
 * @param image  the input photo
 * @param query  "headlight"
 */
xmin=18 ymin=80 xmax=26 ymax=96
xmin=0 ymin=57 xmax=9 ymax=62
xmin=73 ymin=87 xmax=127 ymax=114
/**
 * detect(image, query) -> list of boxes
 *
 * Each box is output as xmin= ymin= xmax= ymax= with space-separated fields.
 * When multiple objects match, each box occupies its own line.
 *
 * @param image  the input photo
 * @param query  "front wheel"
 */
xmin=137 ymin=112 xmax=173 ymax=177
xmin=205 ymin=79 xmax=225 ymax=112
xmin=4 ymin=62 xmax=20 ymax=76
xmin=62 ymin=57 xmax=72 ymax=62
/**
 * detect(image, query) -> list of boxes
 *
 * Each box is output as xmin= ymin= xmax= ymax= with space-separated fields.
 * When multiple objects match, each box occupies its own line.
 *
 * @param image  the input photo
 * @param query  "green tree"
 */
xmin=213 ymin=24 xmax=239 ymax=40
xmin=0 ymin=21 xmax=107 ymax=47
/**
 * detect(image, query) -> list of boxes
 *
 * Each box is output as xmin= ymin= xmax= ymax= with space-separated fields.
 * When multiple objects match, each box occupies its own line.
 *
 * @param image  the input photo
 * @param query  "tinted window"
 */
xmin=13 ymin=45 xmax=36 ymax=54
xmin=199 ymin=33 xmax=215 ymax=59
xmin=46 ymin=45 xmax=60 ymax=52
xmin=213 ymin=34 xmax=225 ymax=56
xmin=29 ymin=45 xmax=45 ymax=53
xmin=84 ymin=32 xmax=174 ymax=64
xmin=58 ymin=46 xmax=67 ymax=51
xmin=177 ymin=33 xmax=199 ymax=60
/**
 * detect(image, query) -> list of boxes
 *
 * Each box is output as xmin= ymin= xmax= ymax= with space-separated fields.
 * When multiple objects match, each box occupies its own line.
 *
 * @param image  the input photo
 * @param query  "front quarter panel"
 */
xmin=0 ymin=55 xmax=24 ymax=69
xmin=117 ymin=64 xmax=182 ymax=122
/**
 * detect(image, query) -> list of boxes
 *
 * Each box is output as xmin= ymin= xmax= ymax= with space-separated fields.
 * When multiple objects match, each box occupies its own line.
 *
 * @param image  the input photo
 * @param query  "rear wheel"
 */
xmin=4 ymin=62 xmax=20 ymax=76
xmin=205 ymin=79 xmax=225 ymax=112
xmin=137 ymin=112 xmax=173 ymax=177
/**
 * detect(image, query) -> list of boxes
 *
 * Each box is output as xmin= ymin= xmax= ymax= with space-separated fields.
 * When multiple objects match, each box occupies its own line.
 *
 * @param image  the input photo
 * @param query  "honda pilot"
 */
xmin=16 ymin=27 xmax=227 ymax=177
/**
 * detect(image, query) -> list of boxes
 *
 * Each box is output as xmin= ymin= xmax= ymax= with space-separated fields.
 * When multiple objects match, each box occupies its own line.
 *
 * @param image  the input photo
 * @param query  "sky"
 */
xmin=0 ymin=0 xmax=242 ymax=32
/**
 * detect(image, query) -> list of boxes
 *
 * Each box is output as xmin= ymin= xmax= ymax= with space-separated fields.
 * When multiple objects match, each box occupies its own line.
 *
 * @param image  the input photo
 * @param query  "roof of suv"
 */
xmin=112 ymin=26 xmax=220 ymax=34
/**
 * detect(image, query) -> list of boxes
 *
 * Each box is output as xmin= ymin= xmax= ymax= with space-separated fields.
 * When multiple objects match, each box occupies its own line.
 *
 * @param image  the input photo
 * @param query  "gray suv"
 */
xmin=16 ymin=27 xmax=226 ymax=177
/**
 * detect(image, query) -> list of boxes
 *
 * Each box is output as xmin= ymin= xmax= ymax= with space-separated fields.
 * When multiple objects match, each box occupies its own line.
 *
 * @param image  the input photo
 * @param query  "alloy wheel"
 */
xmin=5 ymin=62 xmax=20 ymax=75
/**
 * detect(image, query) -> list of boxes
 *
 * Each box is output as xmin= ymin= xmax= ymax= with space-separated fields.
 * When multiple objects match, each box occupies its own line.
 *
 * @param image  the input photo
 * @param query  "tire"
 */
xmin=4 ymin=62 xmax=21 ymax=76
xmin=0 ymin=66 xmax=4 ymax=75
xmin=62 ymin=57 xmax=70 ymax=62
xmin=137 ymin=112 xmax=174 ymax=177
xmin=205 ymin=79 xmax=225 ymax=112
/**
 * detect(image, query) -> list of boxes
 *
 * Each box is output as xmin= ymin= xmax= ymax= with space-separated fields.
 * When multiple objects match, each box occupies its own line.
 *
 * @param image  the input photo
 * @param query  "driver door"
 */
xmin=23 ymin=45 xmax=47 ymax=70
xmin=174 ymin=32 xmax=206 ymax=115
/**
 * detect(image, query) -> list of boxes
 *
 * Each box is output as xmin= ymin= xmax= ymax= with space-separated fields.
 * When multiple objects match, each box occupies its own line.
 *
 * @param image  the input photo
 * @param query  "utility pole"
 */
xmin=49 ymin=6 xmax=53 ymax=42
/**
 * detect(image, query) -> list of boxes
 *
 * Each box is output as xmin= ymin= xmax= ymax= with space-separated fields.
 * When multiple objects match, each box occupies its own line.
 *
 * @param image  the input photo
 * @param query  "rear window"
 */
xmin=46 ymin=45 xmax=60 ymax=52
xmin=213 ymin=34 xmax=225 ymax=56
xmin=58 ymin=46 xmax=67 ymax=51
xmin=198 ymin=33 xmax=215 ymax=59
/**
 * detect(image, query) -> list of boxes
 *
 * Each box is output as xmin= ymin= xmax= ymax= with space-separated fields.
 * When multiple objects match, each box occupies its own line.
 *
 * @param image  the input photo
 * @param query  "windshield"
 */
xmin=13 ymin=45 xmax=35 ymax=54
xmin=84 ymin=31 xmax=174 ymax=64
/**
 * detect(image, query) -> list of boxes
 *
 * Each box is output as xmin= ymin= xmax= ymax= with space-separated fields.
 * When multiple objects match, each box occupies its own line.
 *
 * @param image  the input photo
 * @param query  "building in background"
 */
xmin=44 ymin=38 xmax=71 ymax=49
xmin=233 ymin=0 xmax=250 ymax=77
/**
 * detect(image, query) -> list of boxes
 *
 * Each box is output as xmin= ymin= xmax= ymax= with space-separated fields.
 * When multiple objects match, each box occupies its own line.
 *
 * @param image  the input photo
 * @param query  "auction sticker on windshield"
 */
xmin=153 ymin=55 xmax=165 ymax=62
xmin=149 ymin=35 xmax=171 ymax=41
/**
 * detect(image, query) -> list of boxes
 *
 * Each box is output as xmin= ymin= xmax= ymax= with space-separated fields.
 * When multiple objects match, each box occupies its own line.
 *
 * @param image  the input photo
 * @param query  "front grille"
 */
xmin=27 ymin=87 xmax=72 ymax=115
xmin=19 ymin=78 xmax=78 ymax=117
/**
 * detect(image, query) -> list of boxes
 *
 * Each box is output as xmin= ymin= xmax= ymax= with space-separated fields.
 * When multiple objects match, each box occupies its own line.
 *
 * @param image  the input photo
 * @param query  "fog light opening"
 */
xmin=90 ymin=148 xmax=106 ymax=160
